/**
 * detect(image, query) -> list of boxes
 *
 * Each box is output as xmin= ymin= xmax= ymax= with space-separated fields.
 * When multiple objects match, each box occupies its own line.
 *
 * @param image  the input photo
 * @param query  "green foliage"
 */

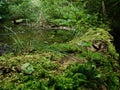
xmin=64 ymin=61 xmax=119 ymax=89
xmin=77 ymin=41 xmax=92 ymax=47
xmin=0 ymin=0 xmax=9 ymax=20
xmin=0 ymin=0 xmax=120 ymax=90
xmin=55 ymin=76 xmax=73 ymax=90
xmin=0 ymin=46 xmax=120 ymax=90
xmin=0 ymin=0 xmax=40 ymax=22
xmin=21 ymin=63 xmax=34 ymax=74
xmin=86 ymin=0 xmax=102 ymax=14
xmin=8 ymin=0 xmax=40 ymax=21
xmin=35 ymin=43 xmax=80 ymax=54
xmin=86 ymin=0 xmax=120 ymax=28
xmin=39 ymin=0 xmax=104 ymax=31
xmin=40 ymin=0 xmax=83 ymax=25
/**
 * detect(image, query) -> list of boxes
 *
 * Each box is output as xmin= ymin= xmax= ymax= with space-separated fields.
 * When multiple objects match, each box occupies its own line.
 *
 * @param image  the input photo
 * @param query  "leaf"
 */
xmin=21 ymin=63 xmax=34 ymax=74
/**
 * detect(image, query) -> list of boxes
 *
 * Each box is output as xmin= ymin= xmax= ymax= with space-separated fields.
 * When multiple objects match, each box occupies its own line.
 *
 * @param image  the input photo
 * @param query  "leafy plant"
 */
xmin=21 ymin=63 xmax=34 ymax=74
xmin=0 ymin=0 xmax=9 ymax=20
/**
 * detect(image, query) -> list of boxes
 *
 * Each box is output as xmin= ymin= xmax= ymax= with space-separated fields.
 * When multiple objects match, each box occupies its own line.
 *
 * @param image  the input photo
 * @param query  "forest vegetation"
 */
xmin=0 ymin=0 xmax=120 ymax=90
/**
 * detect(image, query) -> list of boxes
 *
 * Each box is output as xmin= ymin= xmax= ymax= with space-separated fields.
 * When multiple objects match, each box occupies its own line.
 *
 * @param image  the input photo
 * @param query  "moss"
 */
xmin=0 ymin=27 xmax=120 ymax=89
xmin=70 ymin=28 xmax=119 ymax=58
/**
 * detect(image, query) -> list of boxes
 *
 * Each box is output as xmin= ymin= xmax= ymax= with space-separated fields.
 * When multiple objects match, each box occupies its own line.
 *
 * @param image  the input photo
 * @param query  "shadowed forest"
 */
xmin=0 ymin=0 xmax=120 ymax=90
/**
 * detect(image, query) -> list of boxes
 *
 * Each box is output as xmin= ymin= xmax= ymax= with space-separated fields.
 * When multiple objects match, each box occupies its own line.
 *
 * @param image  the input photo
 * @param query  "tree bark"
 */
xmin=102 ymin=0 xmax=107 ymax=17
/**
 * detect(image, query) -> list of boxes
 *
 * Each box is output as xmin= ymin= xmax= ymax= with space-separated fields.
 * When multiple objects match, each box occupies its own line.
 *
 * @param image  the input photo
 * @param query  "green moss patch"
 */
xmin=0 ymin=28 xmax=120 ymax=90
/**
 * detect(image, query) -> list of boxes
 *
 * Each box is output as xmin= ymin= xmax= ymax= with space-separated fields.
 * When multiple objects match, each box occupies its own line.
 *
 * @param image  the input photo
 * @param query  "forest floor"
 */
xmin=0 ymin=26 xmax=120 ymax=89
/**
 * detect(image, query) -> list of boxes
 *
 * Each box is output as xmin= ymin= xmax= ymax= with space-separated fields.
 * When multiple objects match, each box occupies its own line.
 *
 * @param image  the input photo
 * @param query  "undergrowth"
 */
xmin=0 ymin=28 xmax=120 ymax=89
xmin=0 ymin=49 xmax=119 ymax=90
xmin=0 ymin=0 xmax=120 ymax=90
